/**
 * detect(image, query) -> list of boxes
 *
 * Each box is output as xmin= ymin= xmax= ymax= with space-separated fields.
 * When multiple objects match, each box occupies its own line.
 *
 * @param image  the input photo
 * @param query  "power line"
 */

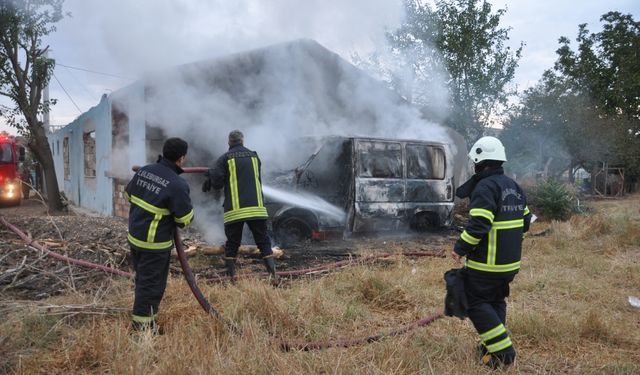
xmin=52 ymin=73 xmax=83 ymax=114
xmin=60 ymin=66 xmax=100 ymax=101
xmin=57 ymin=63 xmax=134 ymax=80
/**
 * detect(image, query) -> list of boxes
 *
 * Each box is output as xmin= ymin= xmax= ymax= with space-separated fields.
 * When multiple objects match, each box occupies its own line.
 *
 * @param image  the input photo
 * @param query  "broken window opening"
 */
xmin=406 ymin=144 xmax=446 ymax=180
xmin=145 ymin=124 xmax=166 ymax=163
xmin=83 ymin=131 xmax=96 ymax=178
xmin=63 ymin=137 xmax=70 ymax=180
xmin=358 ymin=141 xmax=402 ymax=178
xmin=111 ymin=106 xmax=130 ymax=177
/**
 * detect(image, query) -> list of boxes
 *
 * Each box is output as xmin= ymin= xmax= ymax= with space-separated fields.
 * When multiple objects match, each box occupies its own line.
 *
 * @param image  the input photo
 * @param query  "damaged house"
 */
xmin=48 ymin=39 xmax=467 ymax=241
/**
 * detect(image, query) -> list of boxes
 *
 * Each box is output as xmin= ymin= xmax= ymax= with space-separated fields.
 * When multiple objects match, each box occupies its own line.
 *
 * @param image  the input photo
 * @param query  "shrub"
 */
xmin=529 ymin=179 xmax=578 ymax=221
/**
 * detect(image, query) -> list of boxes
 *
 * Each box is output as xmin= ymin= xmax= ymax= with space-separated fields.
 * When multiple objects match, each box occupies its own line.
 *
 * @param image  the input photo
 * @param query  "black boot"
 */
xmin=482 ymin=348 xmax=515 ymax=369
xmin=224 ymin=257 xmax=237 ymax=278
xmin=263 ymin=256 xmax=279 ymax=286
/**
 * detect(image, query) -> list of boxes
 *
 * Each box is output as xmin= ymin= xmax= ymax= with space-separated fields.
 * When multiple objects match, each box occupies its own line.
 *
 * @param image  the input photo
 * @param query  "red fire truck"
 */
xmin=0 ymin=132 xmax=26 ymax=205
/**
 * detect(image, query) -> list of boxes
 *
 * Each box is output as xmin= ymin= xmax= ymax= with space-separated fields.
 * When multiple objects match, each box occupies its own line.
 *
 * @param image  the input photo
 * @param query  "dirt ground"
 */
xmin=0 ymin=198 xmax=457 ymax=300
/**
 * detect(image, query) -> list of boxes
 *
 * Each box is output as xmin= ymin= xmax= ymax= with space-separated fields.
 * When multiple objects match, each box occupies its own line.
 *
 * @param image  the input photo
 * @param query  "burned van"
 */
xmin=265 ymin=136 xmax=456 ymax=243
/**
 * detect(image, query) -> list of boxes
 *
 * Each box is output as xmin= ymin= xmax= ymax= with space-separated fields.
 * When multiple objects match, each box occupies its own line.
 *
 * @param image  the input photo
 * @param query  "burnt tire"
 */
xmin=274 ymin=217 xmax=312 ymax=246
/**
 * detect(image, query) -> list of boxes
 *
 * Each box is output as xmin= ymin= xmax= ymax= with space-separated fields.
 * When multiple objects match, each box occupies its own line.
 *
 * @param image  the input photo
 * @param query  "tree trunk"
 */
xmin=568 ymin=161 xmax=575 ymax=183
xmin=28 ymin=119 xmax=64 ymax=211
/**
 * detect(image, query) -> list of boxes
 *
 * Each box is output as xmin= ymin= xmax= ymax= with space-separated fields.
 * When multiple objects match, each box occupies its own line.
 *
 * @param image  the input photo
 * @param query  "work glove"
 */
xmin=202 ymin=178 xmax=212 ymax=193
xmin=202 ymin=169 xmax=212 ymax=192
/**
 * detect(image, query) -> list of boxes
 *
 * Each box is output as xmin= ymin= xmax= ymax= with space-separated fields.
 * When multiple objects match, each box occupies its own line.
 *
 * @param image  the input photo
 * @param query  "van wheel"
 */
xmin=411 ymin=212 xmax=439 ymax=232
xmin=274 ymin=217 xmax=312 ymax=246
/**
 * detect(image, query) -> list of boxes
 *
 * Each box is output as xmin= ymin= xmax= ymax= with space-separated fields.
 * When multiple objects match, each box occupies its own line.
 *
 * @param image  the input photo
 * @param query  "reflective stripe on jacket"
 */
xmin=209 ymin=145 xmax=268 ymax=224
xmin=125 ymin=157 xmax=194 ymax=251
xmin=454 ymin=167 xmax=532 ymax=277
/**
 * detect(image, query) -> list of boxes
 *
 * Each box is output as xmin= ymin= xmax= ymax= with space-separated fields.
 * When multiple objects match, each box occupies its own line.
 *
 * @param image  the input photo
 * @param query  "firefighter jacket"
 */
xmin=125 ymin=157 xmax=194 ymax=251
xmin=209 ymin=144 xmax=268 ymax=225
xmin=454 ymin=167 xmax=531 ymax=278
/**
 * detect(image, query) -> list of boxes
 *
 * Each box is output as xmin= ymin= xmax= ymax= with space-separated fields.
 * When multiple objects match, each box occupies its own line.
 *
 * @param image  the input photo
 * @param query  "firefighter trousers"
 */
xmin=464 ymin=271 xmax=516 ymax=359
xmin=131 ymin=246 xmax=171 ymax=320
xmin=224 ymin=219 xmax=272 ymax=258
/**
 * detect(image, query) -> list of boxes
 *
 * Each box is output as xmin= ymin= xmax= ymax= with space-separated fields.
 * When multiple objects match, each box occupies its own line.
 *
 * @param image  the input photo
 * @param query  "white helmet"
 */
xmin=468 ymin=136 xmax=507 ymax=163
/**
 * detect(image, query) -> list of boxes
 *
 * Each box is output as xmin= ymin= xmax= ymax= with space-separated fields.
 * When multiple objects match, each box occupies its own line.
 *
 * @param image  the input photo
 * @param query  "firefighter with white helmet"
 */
xmin=449 ymin=136 xmax=532 ymax=368
xmin=468 ymin=136 xmax=507 ymax=164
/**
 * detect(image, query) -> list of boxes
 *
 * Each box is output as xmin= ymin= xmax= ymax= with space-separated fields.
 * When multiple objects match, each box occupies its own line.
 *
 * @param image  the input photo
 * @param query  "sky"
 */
xmin=0 ymin=0 xmax=638 ymax=135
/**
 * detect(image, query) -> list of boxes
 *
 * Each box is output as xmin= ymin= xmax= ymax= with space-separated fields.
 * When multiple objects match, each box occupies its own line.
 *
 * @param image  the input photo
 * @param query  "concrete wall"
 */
xmin=49 ymin=95 xmax=113 ymax=215
xmin=48 ymin=85 xmax=148 ymax=216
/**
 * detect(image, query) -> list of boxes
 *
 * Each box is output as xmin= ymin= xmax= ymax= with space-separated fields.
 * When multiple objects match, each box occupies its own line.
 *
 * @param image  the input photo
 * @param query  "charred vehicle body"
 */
xmin=266 ymin=136 xmax=456 ymax=243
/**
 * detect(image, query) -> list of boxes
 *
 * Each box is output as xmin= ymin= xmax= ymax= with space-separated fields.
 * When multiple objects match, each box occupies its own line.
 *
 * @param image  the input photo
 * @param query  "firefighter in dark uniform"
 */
xmin=202 ymin=130 xmax=277 ymax=282
xmin=452 ymin=136 xmax=532 ymax=368
xmin=125 ymin=137 xmax=194 ymax=332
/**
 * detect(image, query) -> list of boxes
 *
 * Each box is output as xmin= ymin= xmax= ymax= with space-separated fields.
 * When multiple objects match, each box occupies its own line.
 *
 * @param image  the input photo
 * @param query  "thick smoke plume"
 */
xmin=138 ymin=40 xmax=453 ymax=243
xmin=70 ymin=0 xmax=455 ymax=243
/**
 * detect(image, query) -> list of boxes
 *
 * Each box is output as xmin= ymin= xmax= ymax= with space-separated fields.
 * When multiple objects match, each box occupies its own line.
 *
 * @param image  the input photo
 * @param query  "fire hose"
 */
xmin=1 ymin=164 xmax=448 ymax=348
xmin=280 ymin=311 xmax=443 ymax=351
xmin=0 ymin=215 xmax=238 ymax=332
xmin=2 ymin=215 xmax=445 ymax=349
xmin=1 ymin=212 xmax=442 ymax=283
xmin=0 ymin=215 xmax=133 ymax=278
xmin=173 ymin=229 xmax=240 ymax=333
xmin=132 ymin=165 xmax=447 ymax=282
xmin=132 ymin=165 xmax=208 ymax=174
xmin=136 ymin=165 xmax=448 ymax=345
xmin=129 ymin=164 xmax=239 ymax=331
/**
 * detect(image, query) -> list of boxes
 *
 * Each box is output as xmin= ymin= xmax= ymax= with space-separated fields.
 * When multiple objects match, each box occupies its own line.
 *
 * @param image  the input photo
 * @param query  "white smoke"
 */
xmin=139 ymin=40 xmax=451 ymax=163
xmin=63 ymin=0 xmax=406 ymax=74
xmin=60 ymin=0 xmax=454 ymax=243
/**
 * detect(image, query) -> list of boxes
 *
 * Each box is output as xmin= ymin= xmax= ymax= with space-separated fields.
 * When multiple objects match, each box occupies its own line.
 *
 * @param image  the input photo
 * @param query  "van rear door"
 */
xmin=353 ymin=140 xmax=405 ymax=231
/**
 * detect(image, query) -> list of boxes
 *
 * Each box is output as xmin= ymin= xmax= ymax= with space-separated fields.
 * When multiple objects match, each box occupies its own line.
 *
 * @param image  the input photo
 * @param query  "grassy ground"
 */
xmin=1 ymin=195 xmax=639 ymax=374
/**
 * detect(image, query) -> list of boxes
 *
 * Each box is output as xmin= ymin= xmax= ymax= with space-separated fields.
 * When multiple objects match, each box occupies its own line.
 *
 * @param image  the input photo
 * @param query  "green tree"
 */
xmin=555 ymin=12 xmax=640 ymax=182
xmin=504 ymin=12 xmax=639 ymax=187
xmin=434 ymin=0 xmax=522 ymax=142
xmin=556 ymin=12 xmax=640 ymax=122
xmin=383 ymin=0 xmax=522 ymax=142
xmin=0 ymin=0 xmax=65 ymax=210
xmin=501 ymin=71 xmax=612 ymax=181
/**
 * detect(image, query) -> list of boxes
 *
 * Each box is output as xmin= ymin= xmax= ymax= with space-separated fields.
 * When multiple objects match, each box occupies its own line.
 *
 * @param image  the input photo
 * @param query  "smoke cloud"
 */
xmin=64 ymin=0 xmax=455 ymax=243
xmin=64 ymin=0 xmax=405 ymax=74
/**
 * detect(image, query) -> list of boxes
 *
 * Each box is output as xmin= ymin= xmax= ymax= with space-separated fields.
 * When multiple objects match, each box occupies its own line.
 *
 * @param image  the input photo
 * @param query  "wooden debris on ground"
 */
xmin=172 ymin=243 xmax=284 ymax=258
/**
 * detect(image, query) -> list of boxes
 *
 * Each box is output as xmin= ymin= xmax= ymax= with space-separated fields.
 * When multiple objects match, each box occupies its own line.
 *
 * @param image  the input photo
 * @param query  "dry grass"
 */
xmin=2 ymin=195 xmax=640 ymax=374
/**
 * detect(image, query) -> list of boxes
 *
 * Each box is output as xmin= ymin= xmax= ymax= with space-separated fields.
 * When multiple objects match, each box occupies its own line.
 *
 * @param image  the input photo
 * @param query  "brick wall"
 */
xmin=113 ymin=178 xmax=130 ymax=218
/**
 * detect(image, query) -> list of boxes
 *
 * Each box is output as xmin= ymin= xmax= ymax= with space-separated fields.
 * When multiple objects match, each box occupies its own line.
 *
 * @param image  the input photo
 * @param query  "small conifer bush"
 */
xmin=530 ymin=179 xmax=578 ymax=221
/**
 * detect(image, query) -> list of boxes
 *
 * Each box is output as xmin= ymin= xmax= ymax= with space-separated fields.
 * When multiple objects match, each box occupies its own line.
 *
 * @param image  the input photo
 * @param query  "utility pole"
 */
xmin=43 ymin=49 xmax=50 ymax=131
